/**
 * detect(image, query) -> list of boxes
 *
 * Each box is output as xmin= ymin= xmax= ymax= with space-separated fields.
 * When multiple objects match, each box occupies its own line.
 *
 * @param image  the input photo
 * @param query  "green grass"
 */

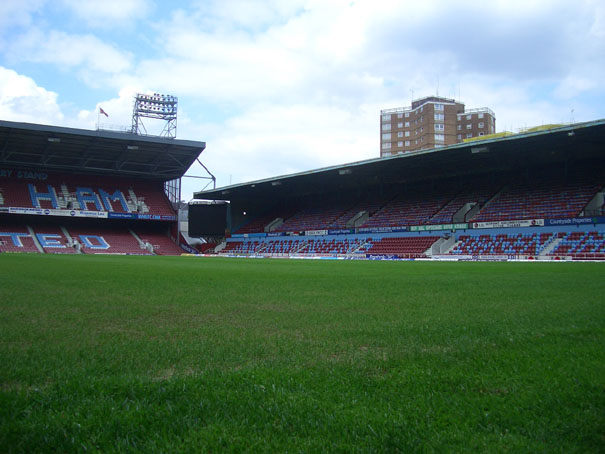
xmin=0 ymin=254 xmax=604 ymax=453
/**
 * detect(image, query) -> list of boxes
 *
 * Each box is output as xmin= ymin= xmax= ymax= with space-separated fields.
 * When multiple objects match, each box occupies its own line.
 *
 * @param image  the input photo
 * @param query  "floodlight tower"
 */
xmin=131 ymin=93 xmax=178 ymax=138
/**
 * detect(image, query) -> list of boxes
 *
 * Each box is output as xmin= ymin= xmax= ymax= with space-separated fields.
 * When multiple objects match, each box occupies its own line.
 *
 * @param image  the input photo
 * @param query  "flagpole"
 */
xmin=97 ymin=107 xmax=100 ymax=130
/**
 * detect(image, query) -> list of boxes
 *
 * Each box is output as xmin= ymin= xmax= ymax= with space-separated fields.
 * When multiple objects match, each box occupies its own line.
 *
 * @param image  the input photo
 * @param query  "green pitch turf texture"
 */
xmin=0 ymin=254 xmax=603 ymax=453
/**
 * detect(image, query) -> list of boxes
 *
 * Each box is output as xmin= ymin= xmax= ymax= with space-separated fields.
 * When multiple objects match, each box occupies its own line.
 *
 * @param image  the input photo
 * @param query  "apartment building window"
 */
xmin=382 ymin=133 xmax=391 ymax=140
xmin=457 ymin=124 xmax=462 ymax=131
xmin=478 ymin=113 xmax=484 ymax=119
xmin=382 ymin=123 xmax=391 ymax=131
xmin=382 ymin=142 xmax=391 ymax=149
xmin=382 ymin=114 xmax=391 ymax=121
xmin=434 ymin=113 xmax=444 ymax=121
xmin=466 ymin=124 xmax=472 ymax=129
xmin=397 ymin=132 xmax=403 ymax=138
xmin=435 ymin=103 xmax=444 ymax=111
xmin=397 ymin=113 xmax=403 ymax=119
xmin=397 ymin=141 xmax=403 ymax=147
xmin=405 ymin=121 xmax=410 ymax=127
xmin=466 ymin=133 xmax=472 ymax=138
xmin=397 ymin=122 xmax=403 ymax=128
xmin=478 ymin=122 xmax=484 ymax=128
xmin=479 ymin=132 xmax=484 ymax=136
xmin=466 ymin=114 xmax=472 ymax=120
xmin=405 ymin=112 xmax=410 ymax=118
xmin=383 ymin=151 xmax=392 ymax=156
xmin=405 ymin=131 xmax=410 ymax=137
xmin=434 ymin=134 xmax=445 ymax=142
xmin=405 ymin=140 xmax=410 ymax=146
xmin=420 ymin=116 xmax=424 ymax=122
xmin=457 ymin=134 xmax=462 ymax=140
xmin=434 ymin=123 xmax=444 ymax=131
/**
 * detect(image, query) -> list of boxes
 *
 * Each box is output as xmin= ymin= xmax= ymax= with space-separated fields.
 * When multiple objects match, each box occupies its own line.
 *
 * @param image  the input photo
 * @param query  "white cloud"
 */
xmin=188 ymin=0 xmax=306 ymax=32
xmin=123 ymin=1 xmax=385 ymax=109
xmin=181 ymin=102 xmax=378 ymax=194
xmin=0 ymin=66 xmax=63 ymax=124
xmin=8 ymin=30 xmax=132 ymax=75
xmin=59 ymin=0 xmax=150 ymax=28
xmin=0 ymin=0 xmax=44 ymax=32
xmin=554 ymin=76 xmax=598 ymax=101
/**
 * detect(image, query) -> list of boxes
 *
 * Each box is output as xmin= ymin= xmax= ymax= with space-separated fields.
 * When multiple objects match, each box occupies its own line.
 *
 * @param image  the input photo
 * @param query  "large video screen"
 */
xmin=188 ymin=203 xmax=228 ymax=237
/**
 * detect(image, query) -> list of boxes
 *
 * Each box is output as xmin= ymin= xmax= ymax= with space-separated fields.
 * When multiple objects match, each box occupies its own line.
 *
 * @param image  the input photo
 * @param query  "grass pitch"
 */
xmin=0 ymin=254 xmax=603 ymax=453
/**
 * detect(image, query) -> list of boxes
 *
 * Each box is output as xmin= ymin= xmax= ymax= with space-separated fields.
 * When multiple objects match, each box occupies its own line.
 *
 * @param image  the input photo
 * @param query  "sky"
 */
xmin=1 ymin=0 xmax=604 ymax=201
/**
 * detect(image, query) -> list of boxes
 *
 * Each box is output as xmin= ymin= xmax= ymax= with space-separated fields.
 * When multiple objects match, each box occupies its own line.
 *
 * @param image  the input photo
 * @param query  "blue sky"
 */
xmin=1 ymin=0 xmax=604 ymax=200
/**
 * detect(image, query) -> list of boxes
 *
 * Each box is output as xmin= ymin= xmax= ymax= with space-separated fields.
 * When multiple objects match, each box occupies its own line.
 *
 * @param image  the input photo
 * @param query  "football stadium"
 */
xmin=1 ymin=111 xmax=604 ymax=452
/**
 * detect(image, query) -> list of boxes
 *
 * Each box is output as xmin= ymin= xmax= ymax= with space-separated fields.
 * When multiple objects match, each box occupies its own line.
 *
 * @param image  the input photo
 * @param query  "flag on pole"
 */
xmin=99 ymin=107 xmax=108 ymax=117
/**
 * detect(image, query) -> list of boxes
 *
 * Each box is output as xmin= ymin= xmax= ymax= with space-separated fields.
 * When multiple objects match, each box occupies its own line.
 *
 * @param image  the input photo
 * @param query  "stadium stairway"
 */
xmin=129 ymin=229 xmax=152 ymax=253
xmin=538 ymin=235 xmax=563 ymax=257
xmin=26 ymin=225 xmax=45 ymax=253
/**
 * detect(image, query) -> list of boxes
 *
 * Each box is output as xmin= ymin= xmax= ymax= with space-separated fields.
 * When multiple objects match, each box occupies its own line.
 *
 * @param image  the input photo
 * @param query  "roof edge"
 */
xmin=0 ymin=119 xmax=205 ymax=149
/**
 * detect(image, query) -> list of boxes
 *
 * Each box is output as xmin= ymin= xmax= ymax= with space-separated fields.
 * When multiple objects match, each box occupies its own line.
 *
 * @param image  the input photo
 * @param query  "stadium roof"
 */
xmin=0 ymin=120 xmax=206 ymax=180
xmin=195 ymin=119 xmax=605 ymax=203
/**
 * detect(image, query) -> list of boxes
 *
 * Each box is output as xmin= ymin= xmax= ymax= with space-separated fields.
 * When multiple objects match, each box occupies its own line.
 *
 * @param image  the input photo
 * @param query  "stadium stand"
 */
xmin=297 ymin=237 xmax=368 ymax=255
xmin=262 ymin=238 xmax=309 ymax=254
xmin=360 ymin=194 xmax=453 ymax=228
xmin=548 ymin=231 xmax=605 ymax=260
xmin=235 ymin=211 xmax=282 ymax=234
xmin=274 ymin=205 xmax=350 ymax=232
xmin=197 ymin=243 xmax=217 ymax=253
xmin=227 ymin=165 xmax=602 ymax=234
xmin=216 ymin=164 xmax=604 ymax=259
xmin=220 ymin=241 xmax=249 ymax=255
xmin=214 ymin=164 xmax=605 ymax=259
xmin=0 ymin=223 xmax=39 ymax=253
xmin=31 ymin=225 xmax=78 ymax=254
xmin=0 ymin=120 xmax=207 ymax=256
xmin=66 ymin=226 xmax=149 ymax=255
xmin=450 ymin=233 xmax=556 ymax=256
xmin=472 ymin=176 xmax=600 ymax=222
xmin=219 ymin=236 xmax=372 ymax=256
xmin=328 ymin=200 xmax=386 ymax=229
xmin=134 ymin=227 xmax=184 ymax=255
xmin=429 ymin=186 xmax=497 ymax=224
xmin=1 ymin=174 xmax=176 ymax=217
xmin=364 ymin=236 xmax=439 ymax=258
xmin=0 ymin=171 xmax=188 ymax=255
